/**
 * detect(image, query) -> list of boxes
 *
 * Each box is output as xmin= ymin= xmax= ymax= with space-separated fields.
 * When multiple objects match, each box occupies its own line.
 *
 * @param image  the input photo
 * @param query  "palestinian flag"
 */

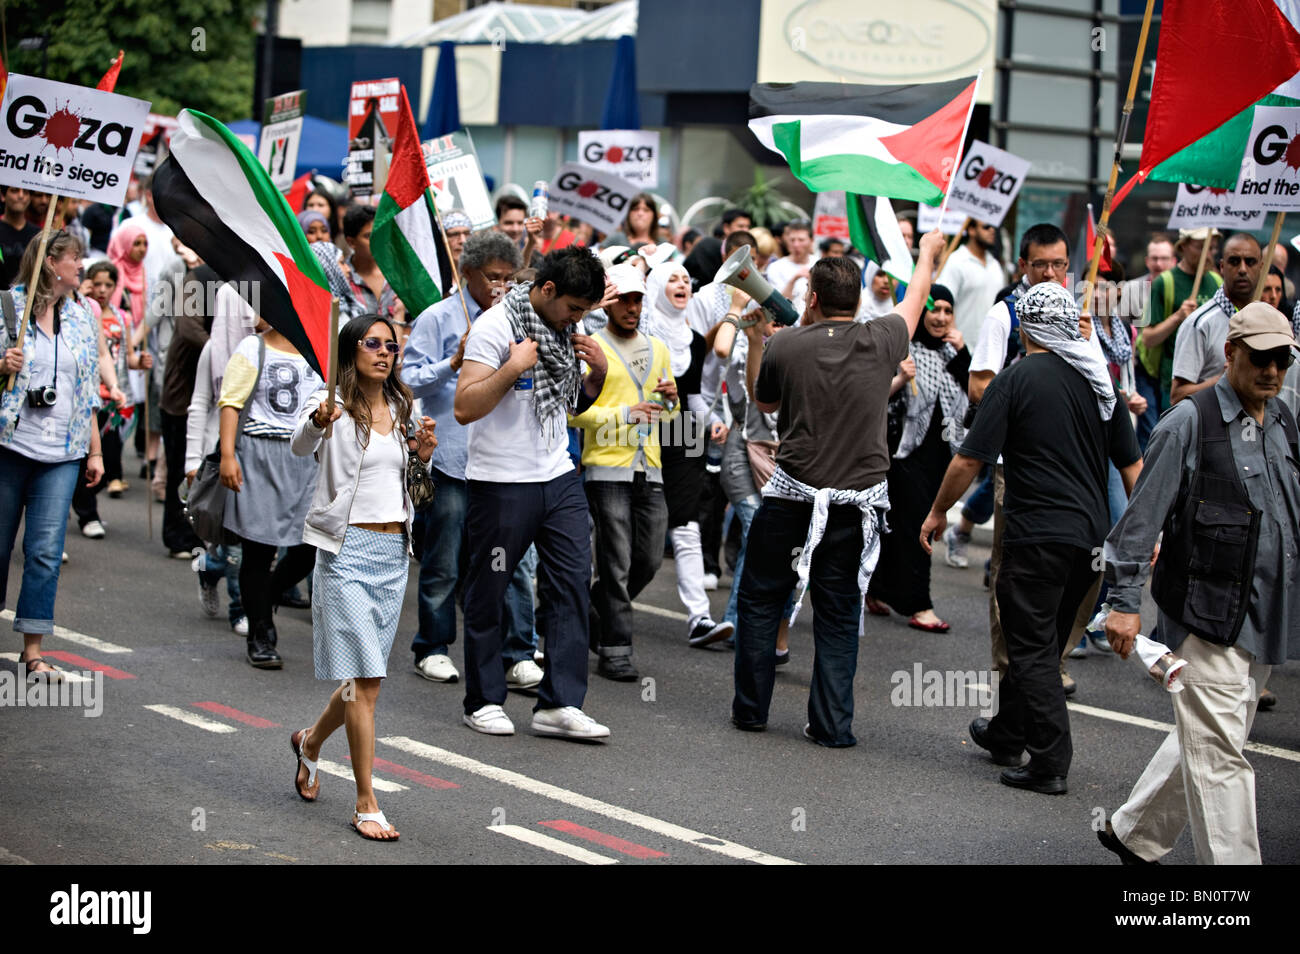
xmin=370 ymin=86 xmax=444 ymax=318
xmin=846 ymin=194 xmax=912 ymax=285
xmin=749 ymin=77 xmax=978 ymax=206
xmin=152 ymin=109 xmax=333 ymax=379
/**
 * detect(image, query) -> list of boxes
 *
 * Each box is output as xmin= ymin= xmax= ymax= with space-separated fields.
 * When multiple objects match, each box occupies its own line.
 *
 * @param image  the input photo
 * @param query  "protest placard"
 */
xmin=548 ymin=162 xmax=643 ymax=235
xmin=1234 ymin=105 xmax=1300 ymax=211
xmin=345 ymin=78 xmax=400 ymax=197
xmin=422 ymin=130 xmax=494 ymax=231
xmin=257 ymin=89 xmax=306 ymax=193
xmin=940 ymin=140 xmax=1030 ymax=227
xmin=577 ymin=130 xmax=659 ymax=187
xmin=1166 ymin=182 xmax=1265 ymax=230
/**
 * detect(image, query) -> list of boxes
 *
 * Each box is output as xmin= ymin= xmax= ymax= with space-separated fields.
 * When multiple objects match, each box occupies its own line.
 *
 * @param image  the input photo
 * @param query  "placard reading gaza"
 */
xmin=941 ymin=141 xmax=1030 ymax=227
xmin=1234 ymin=105 xmax=1300 ymax=212
xmin=576 ymin=130 xmax=658 ymax=187
xmin=1166 ymin=182 xmax=1264 ymax=230
xmin=0 ymin=74 xmax=149 ymax=205
xmin=547 ymin=163 xmax=642 ymax=235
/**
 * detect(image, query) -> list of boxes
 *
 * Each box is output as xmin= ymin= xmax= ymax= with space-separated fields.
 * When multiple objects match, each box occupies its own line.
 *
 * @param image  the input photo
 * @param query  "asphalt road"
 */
xmin=1 ymin=481 xmax=1297 ymax=866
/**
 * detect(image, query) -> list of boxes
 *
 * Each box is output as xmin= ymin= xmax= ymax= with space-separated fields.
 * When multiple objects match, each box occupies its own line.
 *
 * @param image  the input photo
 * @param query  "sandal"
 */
xmin=908 ymin=615 xmax=951 ymax=633
xmin=865 ymin=596 xmax=891 ymax=617
xmin=351 ymin=810 xmax=399 ymax=841
xmin=20 ymin=655 xmax=62 ymax=682
xmin=290 ymin=728 xmax=320 ymax=802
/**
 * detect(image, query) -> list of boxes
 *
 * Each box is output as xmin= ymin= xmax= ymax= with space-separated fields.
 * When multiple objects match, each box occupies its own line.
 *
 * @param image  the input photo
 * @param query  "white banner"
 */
xmin=577 ymin=130 xmax=659 ymax=188
xmin=423 ymin=131 xmax=494 ymax=232
xmin=1234 ymin=105 xmax=1300 ymax=211
xmin=917 ymin=202 xmax=968 ymax=235
xmin=1166 ymin=182 xmax=1266 ymax=230
xmin=942 ymin=140 xmax=1031 ymax=227
xmin=812 ymin=191 xmax=849 ymax=239
xmin=548 ymin=162 xmax=642 ymax=235
xmin=0 ymin=74 xmax=149 ymax=205
xmin=257 ymin=89 xmax=306 ymax=193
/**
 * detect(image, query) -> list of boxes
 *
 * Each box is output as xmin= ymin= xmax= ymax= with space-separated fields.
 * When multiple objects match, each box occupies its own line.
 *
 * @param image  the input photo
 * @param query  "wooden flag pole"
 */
xmin=937 ymin=218 xmax=970 ymax=273
xmin=1082 ymin=0 xmax=1157 ymax=319
xmin=325 ymin=297 xmax=339 ymax=439
xmin=1254 ymin=212 xmax=1287 ymax=301
xmin=1190 ymin=230 xmax=1214 ymax=303
xmin=4 ymin=196 xmax=59 ymax=392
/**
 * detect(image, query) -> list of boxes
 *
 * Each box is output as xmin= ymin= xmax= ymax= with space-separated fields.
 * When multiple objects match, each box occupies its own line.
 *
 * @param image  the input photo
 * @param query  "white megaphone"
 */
xmin=714 ymin=245 xmax=801 ymax=326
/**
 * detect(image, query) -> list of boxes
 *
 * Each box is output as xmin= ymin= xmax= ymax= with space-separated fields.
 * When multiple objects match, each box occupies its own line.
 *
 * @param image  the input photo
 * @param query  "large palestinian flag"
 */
xmin=152 ymin=109 xmax=333 ymax=378
xmin=749 ymin=77 xmax=978 ymax=206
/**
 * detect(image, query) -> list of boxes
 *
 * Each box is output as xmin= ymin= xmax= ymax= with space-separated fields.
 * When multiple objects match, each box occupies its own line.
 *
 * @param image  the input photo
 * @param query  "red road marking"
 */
xmin=41 ymin=650 xmax=135 ymax=680
xmin=193 ymin=702 xmax=281 ymax=728
xmin=347 ymin=756 xmax=460 ymax=790
xmin=539 ymin=820 xmax=668 ymax=859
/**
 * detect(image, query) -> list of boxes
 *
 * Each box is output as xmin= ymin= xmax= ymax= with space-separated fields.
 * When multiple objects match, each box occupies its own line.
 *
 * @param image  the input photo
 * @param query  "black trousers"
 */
xmin=986 ymin=541 xmax=1098 ymax=776
xmin=70 ymin=411 xmax=123 ymax=527
xmin=161 ymin=410 xmax=202 ymax=553
xmin=239 ymin=540 xmax=316 ymax=628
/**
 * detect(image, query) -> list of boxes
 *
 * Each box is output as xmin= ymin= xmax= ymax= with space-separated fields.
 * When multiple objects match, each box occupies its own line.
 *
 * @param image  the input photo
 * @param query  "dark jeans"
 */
xmin=462 ymin=471 xmax=590 ymax=715
xmin=733 ymin=498 xmax=865 ymax=746
xmin=1133 ymin=363 xmax=1161 ymax=454
xmin=71 ymin=410 xmax=122 ymax=526
xmin=961 ymin=464 xmax=996 ymax=526
xmin=411 ymin=466 xmax=537 ymax=665
xmin=161 ymin=410 xmax=202 ymax=553
xmin=586 ymin=474 xmax=668 ymax=655
xmin=698 ymin=470 xmax=726 ymax=577
xmin=239 ymin=540 xmax=316 ymax=627
xmin=986 ymin=541 xmax=1098 ymax=776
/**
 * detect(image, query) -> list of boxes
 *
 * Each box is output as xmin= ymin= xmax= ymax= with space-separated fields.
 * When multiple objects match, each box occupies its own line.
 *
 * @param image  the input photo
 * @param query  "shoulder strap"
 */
xmin=1277 ymin=398 xmax=1299 ymax=461
xmin=0 ymin=291 xmax=16 ymax=341
xmin=1190 ymin=386 xmax=1239 ymax=487
xmin=1159 ymin=268 xmax=1176 ymax=316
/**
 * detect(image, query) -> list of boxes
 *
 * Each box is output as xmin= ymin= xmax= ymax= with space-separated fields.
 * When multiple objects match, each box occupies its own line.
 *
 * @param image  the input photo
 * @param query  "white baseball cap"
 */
xmin=606 ymin=263 xmax=647 ymax=296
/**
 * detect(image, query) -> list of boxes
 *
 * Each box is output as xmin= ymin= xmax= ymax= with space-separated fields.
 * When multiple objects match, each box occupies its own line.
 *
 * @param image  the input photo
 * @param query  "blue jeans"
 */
xmin=200 ymin=542 xmax=245 ymax=625
xmin=412 ymin=467 xmax=537 ymax=666
xmin=961 ymin=465 xmax=996 ymax=526
xmin=1133 ymin=363 xmax=1161 ymax=454
xmin=723 ymin=494 xmax=761 ymax=626
xmin=0 ymin=447 xmax=81 ymax=635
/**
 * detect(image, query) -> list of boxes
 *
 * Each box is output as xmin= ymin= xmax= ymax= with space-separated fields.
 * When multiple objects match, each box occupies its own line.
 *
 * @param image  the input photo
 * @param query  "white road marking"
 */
xmin=380 ymin=736 xmax=800 ymax=865
xmin=1 ymin=610 xmax=133 ymax=654
xmin=314 ymin=759 xmax=408 ymax=793
xmin=487 ymin=825 xmax=618 ymax=865
xmin=1069 ymin=702 xmax=1300 ymax=764
xmin=143 ymin=704 xmax=238 ymax=734
xmin=631 ymin=602 xmax=689 ymax=622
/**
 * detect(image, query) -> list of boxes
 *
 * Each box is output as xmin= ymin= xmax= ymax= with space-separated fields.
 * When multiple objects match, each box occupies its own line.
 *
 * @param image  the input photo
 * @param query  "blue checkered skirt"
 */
xmin=311 ymin=526 xmax=409 ymax=679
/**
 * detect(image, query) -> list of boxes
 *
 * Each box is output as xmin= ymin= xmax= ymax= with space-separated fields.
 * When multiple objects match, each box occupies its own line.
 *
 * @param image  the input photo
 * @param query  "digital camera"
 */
xmin=27 ymin=385 xmax=57 ymax=408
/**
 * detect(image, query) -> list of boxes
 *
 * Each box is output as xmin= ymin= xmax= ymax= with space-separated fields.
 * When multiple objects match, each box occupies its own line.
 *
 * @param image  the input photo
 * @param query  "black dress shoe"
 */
xmin=597 ymin=654 xmax=639 ymax=682
xmin=969 ymin=717 xmax=1023 ymax=766
xmin=999 ymin=766 xmax=1067 ymax=795
xmin=731 ymin=715 xmax=766 ymax=732
xmin=1257 ymin=688 xmax=1277 ymax=711
xmin=278 ymin=590 xmax=311 ymax=610
xmin=1098 ymin=820 xmax=1159 ymax=865
xmin=246 ymin=622 xmax=283 ymax=670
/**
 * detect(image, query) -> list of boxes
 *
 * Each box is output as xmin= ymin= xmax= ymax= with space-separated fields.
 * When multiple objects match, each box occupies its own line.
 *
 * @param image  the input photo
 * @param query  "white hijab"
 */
xmin=642 ymin=261 xmax=693 ymax=376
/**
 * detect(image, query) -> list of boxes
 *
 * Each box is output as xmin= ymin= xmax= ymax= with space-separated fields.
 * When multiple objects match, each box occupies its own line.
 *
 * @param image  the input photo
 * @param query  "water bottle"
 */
xmin=513 ymin=338 xmax=534 ymax=401
xmin=530 ymin=180 xmax=549 ymax=220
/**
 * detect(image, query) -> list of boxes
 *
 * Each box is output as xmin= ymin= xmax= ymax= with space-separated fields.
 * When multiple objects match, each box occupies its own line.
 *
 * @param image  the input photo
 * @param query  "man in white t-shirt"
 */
xmin=937 ymin=219 xmax=1006 ymax=344
xmin=454 ymin=246 xmax=614 ymax=740
xmin=765 ymin=220 xmax=819 ymax=315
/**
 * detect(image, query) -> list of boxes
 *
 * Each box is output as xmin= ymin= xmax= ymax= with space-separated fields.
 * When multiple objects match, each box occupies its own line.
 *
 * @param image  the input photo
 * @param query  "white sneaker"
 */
xmin=463 ymin=704 xmax=514 ymax=735
xmin=81 ymin=520 xmax=106 ymax=539
xmin=505 ymin=659 xmax=543 ymax=689
xmin=943 ymin=526 xmax=971 ymax=568
xmin=231 ymin=616 xmax=249 ymax=636
xmin=702 ymin=572 xmax=719 ymax=591
xmin=415 ymin=653 xmax=459 ymax=683
xmin=198 ymin=576 xmax=220 ymax=618
xmin=531 ymin=706 xmax=610 ymax=740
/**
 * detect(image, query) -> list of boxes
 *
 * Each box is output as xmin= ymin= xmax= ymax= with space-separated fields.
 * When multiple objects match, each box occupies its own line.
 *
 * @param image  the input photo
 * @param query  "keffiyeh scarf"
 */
xmin=899 ymin=335 xmax=967 ymax=458
xmin=310 ymin=241 xmax=364 ymax=321
xmin=502 ymin=282 xmax=580 ymax=445
xmin=1017 ymin=282 xmax=1117 ymax=421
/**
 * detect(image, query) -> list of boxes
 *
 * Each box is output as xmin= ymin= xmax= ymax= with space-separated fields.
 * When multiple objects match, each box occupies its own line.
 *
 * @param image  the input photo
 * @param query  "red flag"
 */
xmin=1139 ymin=0 xmax=1300 ymax=178
xmin=1087 ymin=204 xmax=1114 ymax=272
xmin=97 ymin=50 xmax=124 ymax=91
xmin=287 ymin=172 xmax=313 ymax=211
xmin=0 ymin=53 xmax=7 ymax=101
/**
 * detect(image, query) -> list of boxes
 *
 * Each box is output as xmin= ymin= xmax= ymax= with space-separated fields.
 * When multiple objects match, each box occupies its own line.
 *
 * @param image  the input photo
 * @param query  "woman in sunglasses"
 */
xmin=289 ymin=314 xmax=436 ymax=842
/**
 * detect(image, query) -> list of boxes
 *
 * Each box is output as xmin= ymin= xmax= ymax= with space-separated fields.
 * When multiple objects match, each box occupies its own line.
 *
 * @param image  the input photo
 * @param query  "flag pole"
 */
xmin=936 ymin=72 xmax=982 ymax=223
xmin=325 ymin=297 xmax=339 ymax=439
xmin=1082 ymin=0 xmax=1158 ymax=319
xmin=1190 ymin=229 xmax=1214 ymax=303
xmin=937 ymin=218 xmax=970 ymax=273
xmin=4 ymin=195 xmax=58 ymax=392
xmin=1254 ymin=211 xmax=1287 ymax=300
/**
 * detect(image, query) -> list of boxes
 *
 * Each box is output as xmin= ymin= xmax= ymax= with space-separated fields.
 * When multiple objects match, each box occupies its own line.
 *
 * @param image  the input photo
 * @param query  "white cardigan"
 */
xmin=291 ymin=388 xmax=415 ymax=555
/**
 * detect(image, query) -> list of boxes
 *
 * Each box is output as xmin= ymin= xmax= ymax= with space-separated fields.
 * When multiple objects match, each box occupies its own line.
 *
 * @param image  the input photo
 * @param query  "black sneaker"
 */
xmin=688 ymin=618 xmax=734 ymax=648
xmin=597 ymin=655 xmax=640 ymax=682
xmin=774 ymin=649 xmax=790 ymax=667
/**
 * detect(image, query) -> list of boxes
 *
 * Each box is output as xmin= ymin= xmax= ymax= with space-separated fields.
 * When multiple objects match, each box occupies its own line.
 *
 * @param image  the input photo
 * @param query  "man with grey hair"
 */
xmin=400 ymin=230 xmax=541 ymax=689
xmin=921 ymin=282 xmax=1142 ymax=795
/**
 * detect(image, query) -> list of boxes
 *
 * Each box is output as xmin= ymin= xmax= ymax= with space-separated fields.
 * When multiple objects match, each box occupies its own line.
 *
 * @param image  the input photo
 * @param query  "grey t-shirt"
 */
xmin=1171 ymin=298 xmax=1232 ymax=386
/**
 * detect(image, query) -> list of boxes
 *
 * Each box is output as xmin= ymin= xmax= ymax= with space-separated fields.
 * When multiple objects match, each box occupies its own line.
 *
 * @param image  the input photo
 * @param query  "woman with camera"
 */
xmin=0 ymin=231 xmax=105 ymax=678
xmin=288 ymin=314 xmax=436 ymax=842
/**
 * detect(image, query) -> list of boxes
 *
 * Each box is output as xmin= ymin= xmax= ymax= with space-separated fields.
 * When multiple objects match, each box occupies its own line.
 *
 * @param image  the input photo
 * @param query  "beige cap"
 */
xmin=1227 ymin=301 xmax=1299 ymax=351
xmin=598 ymin=245 xmax=633 ymax=269
xmin=606 ymin=263 xmax=646 ymax=296
xmin=1177 ymin=227 xmax=1219 ymax=242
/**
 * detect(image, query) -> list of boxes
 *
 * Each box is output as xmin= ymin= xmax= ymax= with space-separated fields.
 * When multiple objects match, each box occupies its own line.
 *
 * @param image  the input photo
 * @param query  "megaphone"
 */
xmin=714 ymin=245 xmax=800 ymax=326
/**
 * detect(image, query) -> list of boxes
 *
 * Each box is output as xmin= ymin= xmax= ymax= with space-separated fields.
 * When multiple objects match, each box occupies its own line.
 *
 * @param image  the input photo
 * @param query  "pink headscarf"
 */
xmin=107 ymin=224 xmax=148 ymax=325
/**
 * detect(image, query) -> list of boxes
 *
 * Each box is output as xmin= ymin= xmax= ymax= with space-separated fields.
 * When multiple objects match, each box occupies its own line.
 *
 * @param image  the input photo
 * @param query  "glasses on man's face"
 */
xmin=1244 ymin=345 xmax=1296 ymax=370
xmin=482 ymin=272 xmax=513 ymax=286
xmin=1224 ymin=255 xmax=1259 ymax=268
xmin=1028 ymin=259 xmax=1069 ymax=273
xmin=359 ymin=337 xmax=400 ymax=355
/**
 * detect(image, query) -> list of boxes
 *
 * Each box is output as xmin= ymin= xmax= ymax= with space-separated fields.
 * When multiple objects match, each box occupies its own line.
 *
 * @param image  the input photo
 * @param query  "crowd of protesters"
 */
xmin=0 ymin=171 xmax=1296 ymax=858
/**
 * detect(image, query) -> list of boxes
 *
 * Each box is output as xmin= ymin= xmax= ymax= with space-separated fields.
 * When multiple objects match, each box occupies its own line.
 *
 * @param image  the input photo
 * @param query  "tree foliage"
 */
xmin=2 ymin=0 xmax=260 ymax=121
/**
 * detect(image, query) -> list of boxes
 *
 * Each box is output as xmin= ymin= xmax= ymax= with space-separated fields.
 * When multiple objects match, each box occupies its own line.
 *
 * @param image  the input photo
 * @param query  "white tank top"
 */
xmin=349 ymin=427 xmax=407 ymax=525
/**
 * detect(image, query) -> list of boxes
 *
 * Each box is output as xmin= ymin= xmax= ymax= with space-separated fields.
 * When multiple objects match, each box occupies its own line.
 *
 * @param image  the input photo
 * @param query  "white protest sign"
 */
xmin=257 ymin=89 xmax=306 ymax=193
xmin=812 ymin=191 xmax=850 ymax=239
xmin=0 ymin=74 xmax=149 ymax=205
xmin=942 ymin=140 xmax=1031 ymax=227
xmin=918 ymin=201 xmax=967 ymax=235
xmin=548 ymin=162 xmax=642 ymax=235
xmin=1166 ymin=182 xmax=1265 ymax=230
xmin=577 ymin=130 xmax=658 ymax=187
xmin=422 ymin=130 xmax=494 ymax=232
xmin=1235 ymin=105 xmax=1300 ymax=211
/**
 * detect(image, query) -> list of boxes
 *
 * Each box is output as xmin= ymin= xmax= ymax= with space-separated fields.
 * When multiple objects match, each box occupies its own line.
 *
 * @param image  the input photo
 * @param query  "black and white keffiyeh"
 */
xmin=502 ymin=281 xmax=580 ymax=445
xmin=1017 ymin=282 xmax=1117 ymax=420
xmin=898 ymin=338 xmax=967 ymax=458
xmin=309 ymin=241 xmax=364 ymax=321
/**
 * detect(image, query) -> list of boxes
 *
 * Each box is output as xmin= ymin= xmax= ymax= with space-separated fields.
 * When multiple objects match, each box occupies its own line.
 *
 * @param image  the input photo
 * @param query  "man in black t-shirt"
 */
xmin=731 ymin=229 xmax=945 ymax=747
xmin=921 ymin=282 xmax=1142 ymax=794
xmin=0 ymin=187 xmax=40 ymax=289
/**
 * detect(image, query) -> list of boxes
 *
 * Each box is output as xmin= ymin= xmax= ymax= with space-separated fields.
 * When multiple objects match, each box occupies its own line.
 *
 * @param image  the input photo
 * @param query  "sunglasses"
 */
xmin=1244 ymin=346 xmax=1296 ymax=370
xmin=359 ymin=337 xmax=400 ymax=355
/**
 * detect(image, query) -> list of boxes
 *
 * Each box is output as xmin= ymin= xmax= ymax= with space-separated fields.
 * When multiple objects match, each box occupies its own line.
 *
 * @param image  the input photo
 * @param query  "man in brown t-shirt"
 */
xmin=732 ymin=229 xmax=945 ymax=746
